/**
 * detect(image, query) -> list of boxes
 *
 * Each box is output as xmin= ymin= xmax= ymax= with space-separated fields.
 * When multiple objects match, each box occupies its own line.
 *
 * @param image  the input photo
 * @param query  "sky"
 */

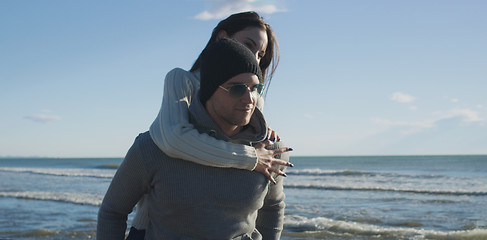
xmin=1 ymin=0 xmax=486 ymax=157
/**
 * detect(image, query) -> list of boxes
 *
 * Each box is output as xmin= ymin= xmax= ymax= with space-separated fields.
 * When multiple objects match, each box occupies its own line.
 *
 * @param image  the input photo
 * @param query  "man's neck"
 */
xmin=221 ymin=125 xmax=243 ymax=138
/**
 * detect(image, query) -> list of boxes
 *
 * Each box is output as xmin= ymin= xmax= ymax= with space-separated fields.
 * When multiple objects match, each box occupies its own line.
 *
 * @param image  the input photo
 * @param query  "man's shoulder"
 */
xmin=134 ymin=131 xmax=161 ymax=155
xmin=135 ymin=131 xmax=152 ymax=142
xmin=132 ymin=131 xmax=174 ymax=167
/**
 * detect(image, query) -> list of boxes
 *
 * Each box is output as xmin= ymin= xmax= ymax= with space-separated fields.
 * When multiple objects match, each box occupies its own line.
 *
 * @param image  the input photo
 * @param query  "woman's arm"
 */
xmin=149 ymin=68 xmax=266 ymax=170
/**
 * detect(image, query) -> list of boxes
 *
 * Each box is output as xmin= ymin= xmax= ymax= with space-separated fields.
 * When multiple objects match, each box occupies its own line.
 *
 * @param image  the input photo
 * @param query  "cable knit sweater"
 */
xmin=149 ymin=68 xmax=265 ymax=171
xmin=97 ymin=96 xmax=288 ymax=240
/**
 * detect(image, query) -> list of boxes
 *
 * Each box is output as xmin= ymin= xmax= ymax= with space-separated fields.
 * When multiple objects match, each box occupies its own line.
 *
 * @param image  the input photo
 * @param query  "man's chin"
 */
xmin=232 ymin=109 xmax=254 ymax=126
xmin=234 ymin=116 xmax=252 ymax=127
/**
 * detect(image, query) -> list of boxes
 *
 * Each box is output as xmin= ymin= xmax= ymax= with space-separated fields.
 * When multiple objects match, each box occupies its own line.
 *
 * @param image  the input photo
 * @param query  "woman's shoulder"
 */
xmin=165 ymin=68 xmax=200 ymax=85
xmin=166 ymin=68 xmax=197 ymax=79
xmin=167 ymin=67 xmax=188 ymax=74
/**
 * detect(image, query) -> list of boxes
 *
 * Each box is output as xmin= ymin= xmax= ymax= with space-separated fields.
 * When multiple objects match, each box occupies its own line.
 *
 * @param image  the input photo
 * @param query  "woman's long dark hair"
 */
xmin=191 ymin=12 xmax=279 ymax=96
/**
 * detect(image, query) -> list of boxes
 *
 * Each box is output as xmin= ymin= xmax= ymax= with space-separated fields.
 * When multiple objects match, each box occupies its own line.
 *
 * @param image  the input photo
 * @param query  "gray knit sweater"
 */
xmin=97 ymin=97 xmax=288 ymax=240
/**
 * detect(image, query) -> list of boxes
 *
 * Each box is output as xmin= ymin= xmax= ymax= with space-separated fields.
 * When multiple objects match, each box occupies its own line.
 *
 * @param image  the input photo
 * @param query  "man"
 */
xmin=97 ymin=39 xmax=289 ymax=240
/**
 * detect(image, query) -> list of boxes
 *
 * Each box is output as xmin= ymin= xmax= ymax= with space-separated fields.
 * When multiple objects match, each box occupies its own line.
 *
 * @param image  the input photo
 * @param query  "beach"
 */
xmin=1 ymin=155 xmax=486 ymax=239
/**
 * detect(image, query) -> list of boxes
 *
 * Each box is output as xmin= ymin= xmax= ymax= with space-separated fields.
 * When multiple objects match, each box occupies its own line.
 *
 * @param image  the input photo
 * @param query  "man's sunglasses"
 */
xmin=219 ymin=83 xmax=265 ymax=98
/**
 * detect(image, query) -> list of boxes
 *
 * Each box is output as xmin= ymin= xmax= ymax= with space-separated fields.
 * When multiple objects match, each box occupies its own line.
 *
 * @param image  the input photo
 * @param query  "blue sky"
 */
xmin=1 ymin=0 xmax=485 ymax=157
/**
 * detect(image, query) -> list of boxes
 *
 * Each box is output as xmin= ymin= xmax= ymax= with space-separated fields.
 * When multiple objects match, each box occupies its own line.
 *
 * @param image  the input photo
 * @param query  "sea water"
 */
xmin=0 ymin=155 xmax=486 ymax=239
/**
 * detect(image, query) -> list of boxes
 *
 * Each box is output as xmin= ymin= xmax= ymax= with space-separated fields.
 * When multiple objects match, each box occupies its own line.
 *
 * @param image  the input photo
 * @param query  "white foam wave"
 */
xmin=286 ymin=168 xmax=375 ymax=176
xmin=0 ymin=191 xmax=102 ymax=206
xmin=284 ymin=183 xmax=487 ymax=196
xmin=0 ymin=167 xmax=114 ymax=179
xmin=286 ymin=168 xmax=449 ymax=179
xmin=284 ymin=215 xmax=487 ymax=240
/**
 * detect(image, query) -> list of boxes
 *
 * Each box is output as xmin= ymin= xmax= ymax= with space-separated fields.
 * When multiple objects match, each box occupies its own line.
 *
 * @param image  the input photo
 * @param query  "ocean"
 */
xmin=0 ymin=155 xmax=486 ymax=240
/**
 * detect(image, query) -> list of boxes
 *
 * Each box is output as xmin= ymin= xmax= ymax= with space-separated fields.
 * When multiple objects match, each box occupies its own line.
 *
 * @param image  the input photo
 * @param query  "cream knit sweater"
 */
xmin=149 ymin=68 xmax=265 ymax=171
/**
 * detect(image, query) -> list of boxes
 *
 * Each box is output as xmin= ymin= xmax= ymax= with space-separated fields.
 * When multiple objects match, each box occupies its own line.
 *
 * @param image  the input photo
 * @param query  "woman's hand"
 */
xmin=266 ymin=127 xmax=280 ymax=142
xmin=253 ymin=138 xmax=293 ymax=184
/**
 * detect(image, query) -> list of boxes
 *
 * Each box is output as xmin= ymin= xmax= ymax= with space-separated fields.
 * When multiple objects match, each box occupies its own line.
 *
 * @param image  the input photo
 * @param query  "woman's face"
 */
xmin=219 ymin=27 xmax=268 ymax=64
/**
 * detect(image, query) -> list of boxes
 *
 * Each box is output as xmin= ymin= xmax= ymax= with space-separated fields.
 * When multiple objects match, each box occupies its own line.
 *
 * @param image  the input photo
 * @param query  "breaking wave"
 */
xmin=283 ymin=215 xmax=487 ymax=240
xmin=284 ymin=183 xmax=487 ymax=196
xmin=0 ymin=191 xmax=102 ymax=206
xmin=0 ymin=167 xmax=114 ymax=179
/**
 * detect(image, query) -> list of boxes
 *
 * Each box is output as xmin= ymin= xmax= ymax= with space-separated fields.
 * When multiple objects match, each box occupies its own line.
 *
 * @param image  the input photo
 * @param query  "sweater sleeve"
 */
xmin=97 ymin=136 xmax=152 ymax=240
xmin=255 ymin=141 xmax=288 ymax=239
xmin=149 ymin=68 xmax=258 ymax=170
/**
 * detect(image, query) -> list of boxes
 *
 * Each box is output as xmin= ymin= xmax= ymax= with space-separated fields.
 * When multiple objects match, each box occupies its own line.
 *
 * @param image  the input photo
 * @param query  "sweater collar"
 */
xmin=189 ymin=93 xmax=267 ymax=145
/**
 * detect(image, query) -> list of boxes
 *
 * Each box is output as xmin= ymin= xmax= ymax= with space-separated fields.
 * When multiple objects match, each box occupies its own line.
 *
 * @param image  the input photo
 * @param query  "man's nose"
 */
xmin=240 ymin=87 xmax=255 ymax=104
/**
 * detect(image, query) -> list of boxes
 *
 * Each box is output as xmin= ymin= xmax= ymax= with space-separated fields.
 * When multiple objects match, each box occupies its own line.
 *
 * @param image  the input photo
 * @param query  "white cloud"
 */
xmin=451 ymin=98 xmax=459 ymax=103
xmin=445 ymin=108 xmax=483 ymax=123
xmin=371 ymin=118 xmax=436 ymax=135
xmin=194 ymin=0 xmax=286 ymax=20
xmin=390 ymin=92 xmax=416 ymax=103
xmin=372 ymin=108 xmax=484 ymax=135
xmin=24 ymin=113 xmax=61 ymax=123
xmin=409 ymin=106 xmax=417 ymax=110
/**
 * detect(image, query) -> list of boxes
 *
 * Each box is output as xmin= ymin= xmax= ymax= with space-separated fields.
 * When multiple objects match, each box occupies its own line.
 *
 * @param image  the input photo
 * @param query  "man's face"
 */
xmin=205 ymin=73 xmax=260 ymax=136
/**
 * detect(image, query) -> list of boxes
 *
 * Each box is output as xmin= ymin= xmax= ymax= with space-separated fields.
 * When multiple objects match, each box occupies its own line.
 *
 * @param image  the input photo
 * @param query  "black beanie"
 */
xmin=199 ymin=38 xmax=262 ymax=104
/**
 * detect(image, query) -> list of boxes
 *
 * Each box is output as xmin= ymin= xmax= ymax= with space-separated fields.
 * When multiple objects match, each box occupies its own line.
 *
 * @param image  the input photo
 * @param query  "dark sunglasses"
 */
xmin=219 ymin=83 xmax=265 ymax=98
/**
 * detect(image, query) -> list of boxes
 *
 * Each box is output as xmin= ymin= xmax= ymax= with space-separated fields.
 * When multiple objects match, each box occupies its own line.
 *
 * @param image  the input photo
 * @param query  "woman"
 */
xmin=128 ymin=11 xmax=292 ymax=238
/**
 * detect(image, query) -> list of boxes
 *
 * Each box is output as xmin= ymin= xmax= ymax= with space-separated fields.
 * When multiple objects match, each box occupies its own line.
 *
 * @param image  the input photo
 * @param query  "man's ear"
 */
xmin=216 ymin=30 xmax=229 ymax=40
